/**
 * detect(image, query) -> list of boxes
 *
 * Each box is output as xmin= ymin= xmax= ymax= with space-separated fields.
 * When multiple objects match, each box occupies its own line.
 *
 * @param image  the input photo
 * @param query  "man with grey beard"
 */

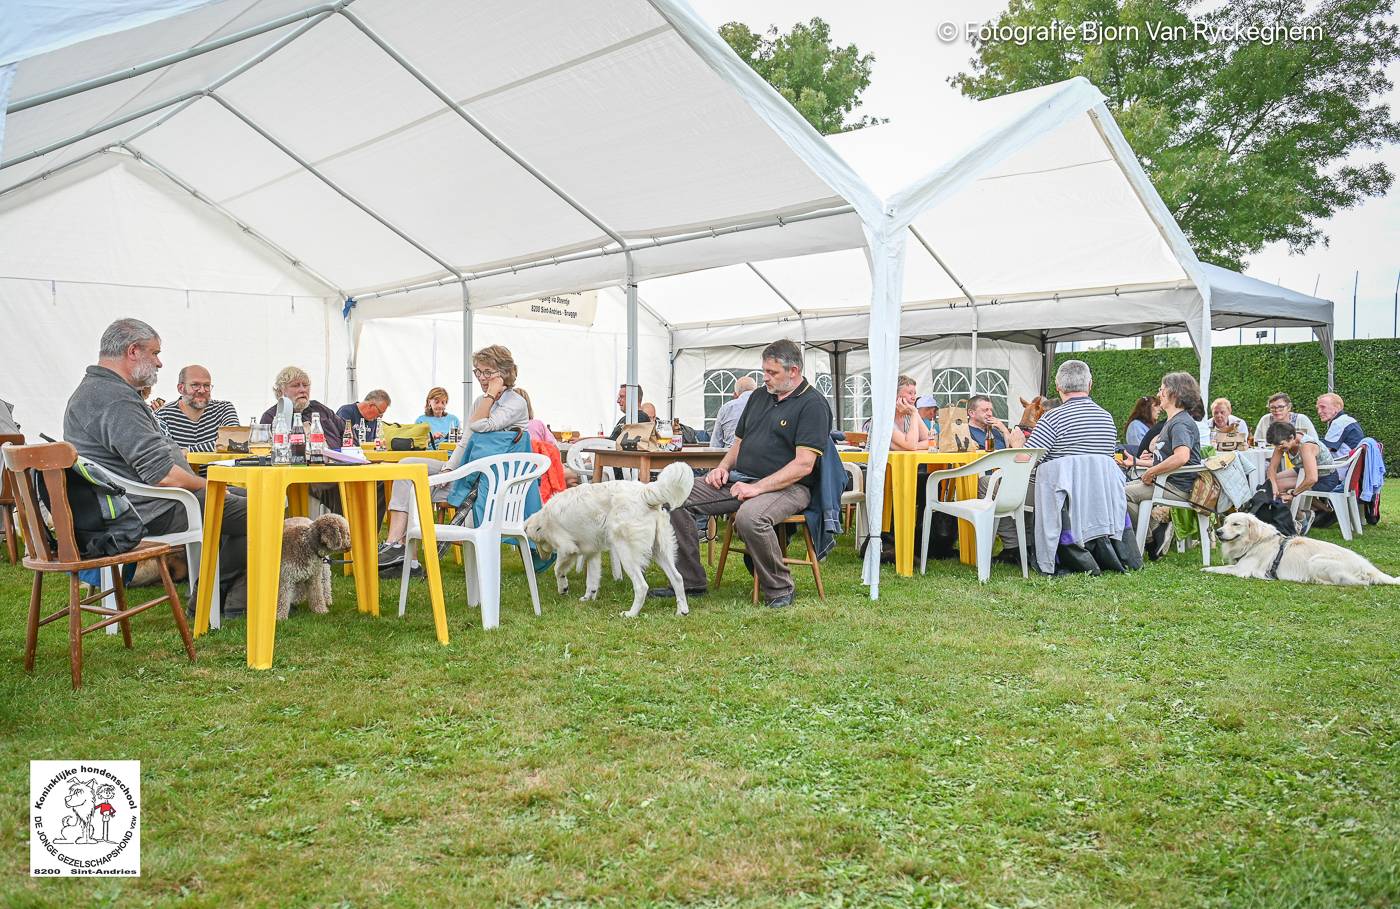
xmin=155 ymin=365 xmax=240 ymax=453
xmin=64 ymin=318 xmax=247 ymax=614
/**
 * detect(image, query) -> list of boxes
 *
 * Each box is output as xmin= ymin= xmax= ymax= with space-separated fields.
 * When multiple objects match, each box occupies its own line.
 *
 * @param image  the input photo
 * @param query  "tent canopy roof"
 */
xmin=2 ymin=0 xmax=883 ymax=317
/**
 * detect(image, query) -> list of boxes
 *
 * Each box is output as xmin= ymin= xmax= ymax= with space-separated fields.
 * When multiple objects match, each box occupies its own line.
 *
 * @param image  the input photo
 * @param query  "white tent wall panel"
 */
xmin=843 ymin=338 xmax=1043 ymax=416
xmin=0 ymin=156 xmax=331 ymax=296
xmin=671 ymin=345 xmax=832 ymax=430
xmin=0 ymin=277 xmax=341 ymax=440
xmin=354 ymin=288 xmax=671 ymax=435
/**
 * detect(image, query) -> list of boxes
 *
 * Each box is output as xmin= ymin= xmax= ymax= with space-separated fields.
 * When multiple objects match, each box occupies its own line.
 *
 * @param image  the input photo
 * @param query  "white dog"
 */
xmin=524 ymin=461 xmax=694 ymax=617
xmin=1204 ymin=512 xmax=1399 ymax=586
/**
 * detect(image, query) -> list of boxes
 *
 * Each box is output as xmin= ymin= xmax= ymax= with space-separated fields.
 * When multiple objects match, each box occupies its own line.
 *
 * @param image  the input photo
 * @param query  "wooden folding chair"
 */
xmin=713 ymin=514 xmax=825 ymax=604
xmin=1 ymin=440 xmax=195 ymax=688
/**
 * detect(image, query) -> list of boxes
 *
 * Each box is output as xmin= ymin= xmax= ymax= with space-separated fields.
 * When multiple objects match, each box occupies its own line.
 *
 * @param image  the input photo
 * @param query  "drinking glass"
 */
xmin=249 ymin=423 xmax=273 ymax=458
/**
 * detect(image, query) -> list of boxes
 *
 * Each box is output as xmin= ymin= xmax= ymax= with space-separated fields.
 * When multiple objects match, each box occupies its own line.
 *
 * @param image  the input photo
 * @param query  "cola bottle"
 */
xmin=307 ymin=414 xmax=326 ymax=465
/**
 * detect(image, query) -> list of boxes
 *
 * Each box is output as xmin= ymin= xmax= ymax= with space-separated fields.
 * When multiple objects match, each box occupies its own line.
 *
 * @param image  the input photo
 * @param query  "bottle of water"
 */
xmin=307 ymin=413 xmax=326 ymax=465
xmin=271 ymin=413 xmax=291 ymax=465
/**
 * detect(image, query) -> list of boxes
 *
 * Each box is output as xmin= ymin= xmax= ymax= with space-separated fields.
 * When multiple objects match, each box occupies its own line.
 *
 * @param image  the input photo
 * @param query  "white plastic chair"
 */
xmin=398 ymin=452 xmax=549 ymax=630
xmin=841 ymin=461 xmax=867 ymax=551
xmin=102 ymin=479 xmax=220 ymax=633
xmin=1291 ymin=447 xmax=1364 ymax=540
xmin=566 ymin=437 xmax=621 ymax=483
xmin=919 ymin=448 xmax=1046 ymax=582
xmin=1133 ymin=465 xmax=1213 ymax=566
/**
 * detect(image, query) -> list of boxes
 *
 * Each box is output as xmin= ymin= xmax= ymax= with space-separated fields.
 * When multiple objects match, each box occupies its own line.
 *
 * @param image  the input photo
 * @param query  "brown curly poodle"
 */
xmin=278 ymin=514 xmax=352 ymax=620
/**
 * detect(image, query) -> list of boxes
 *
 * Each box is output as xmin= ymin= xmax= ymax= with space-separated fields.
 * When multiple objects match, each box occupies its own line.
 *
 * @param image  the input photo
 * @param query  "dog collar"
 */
xmin=1266 ymin=537 xmax=1290 ymax=580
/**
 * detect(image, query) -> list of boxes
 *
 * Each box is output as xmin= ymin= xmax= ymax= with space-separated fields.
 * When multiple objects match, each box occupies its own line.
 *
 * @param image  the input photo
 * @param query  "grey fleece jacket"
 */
xmin=64 ymin=365 xmax=193 ymax=517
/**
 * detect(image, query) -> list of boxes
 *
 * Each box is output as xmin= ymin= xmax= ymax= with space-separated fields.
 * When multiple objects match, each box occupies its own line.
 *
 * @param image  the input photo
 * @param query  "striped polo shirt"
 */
xmin=155 ymin=400 xmax=241 ymax=452
xmin=1025 ymin=395 xmax=1117 ymax=462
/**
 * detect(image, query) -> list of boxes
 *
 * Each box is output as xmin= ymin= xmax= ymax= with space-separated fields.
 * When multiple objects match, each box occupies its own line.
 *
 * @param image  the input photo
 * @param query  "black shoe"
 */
xmin=377 ymin=542 xmax=405 ymax=568
xmin=1146 ymin=522 xmax=1170 ymax=562
xmin=647 ymin=586 xmax=707 ymax=599
xmin=764 ymin=593 xmax=795 ymax=609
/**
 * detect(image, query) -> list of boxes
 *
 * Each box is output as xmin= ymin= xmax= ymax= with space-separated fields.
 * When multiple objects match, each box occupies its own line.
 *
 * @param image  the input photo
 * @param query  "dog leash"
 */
xmin=1266 ymin=537 xmax=1290 ymax=580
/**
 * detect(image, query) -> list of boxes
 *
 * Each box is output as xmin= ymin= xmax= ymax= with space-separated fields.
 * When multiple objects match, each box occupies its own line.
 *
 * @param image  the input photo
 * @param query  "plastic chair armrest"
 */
xmin=120 ymin=478 xmax=201 ymax=528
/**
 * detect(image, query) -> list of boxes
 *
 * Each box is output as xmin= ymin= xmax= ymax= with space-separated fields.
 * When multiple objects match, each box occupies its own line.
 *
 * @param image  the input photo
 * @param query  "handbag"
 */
xmin=377 ymin=422 xmax=433 ymax=450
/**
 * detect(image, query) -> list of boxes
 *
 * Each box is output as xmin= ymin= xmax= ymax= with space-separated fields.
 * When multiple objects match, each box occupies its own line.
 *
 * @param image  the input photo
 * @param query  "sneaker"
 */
xmin=647 ymin=586 xmax=707 ymax=599
xmin=764 ymin=593 xmax=795 ymax=609
xmin=377 ymin=542 xmax=405 ymax=568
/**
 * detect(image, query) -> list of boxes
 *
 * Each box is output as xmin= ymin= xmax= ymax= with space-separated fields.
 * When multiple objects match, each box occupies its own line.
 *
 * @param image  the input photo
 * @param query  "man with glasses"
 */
xmin=1252 ymin=392 xmax=1317 ymax=445
xmin=155 ymin=365 xmax=241 ymax=453
xmin=336 ymin=390 xmax=392 ymax=443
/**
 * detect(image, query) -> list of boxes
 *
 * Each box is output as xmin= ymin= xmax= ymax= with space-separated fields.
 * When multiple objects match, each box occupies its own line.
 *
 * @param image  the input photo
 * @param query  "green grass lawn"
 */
xmin=1 ymin=485 xmax=1398 ymax=907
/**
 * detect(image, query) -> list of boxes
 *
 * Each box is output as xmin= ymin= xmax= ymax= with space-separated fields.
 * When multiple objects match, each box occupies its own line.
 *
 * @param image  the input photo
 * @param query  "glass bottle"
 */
xmin=307 ymin=413 xmax=326 ymax=465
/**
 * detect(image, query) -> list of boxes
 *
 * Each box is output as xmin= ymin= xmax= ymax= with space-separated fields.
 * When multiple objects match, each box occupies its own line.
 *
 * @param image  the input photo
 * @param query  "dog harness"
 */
xmin=1265 ymin=537 xmax=1290 ymax=580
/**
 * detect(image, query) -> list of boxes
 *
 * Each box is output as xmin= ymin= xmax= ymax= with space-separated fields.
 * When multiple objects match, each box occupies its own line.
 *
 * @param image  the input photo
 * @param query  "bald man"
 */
xmin=1316 ymin=393 xmax=1364 ymax=456
xmin=709 ymin=375 xmax=757 ymax=449
xmin=155 ymin=364 xmax=241 ymax=452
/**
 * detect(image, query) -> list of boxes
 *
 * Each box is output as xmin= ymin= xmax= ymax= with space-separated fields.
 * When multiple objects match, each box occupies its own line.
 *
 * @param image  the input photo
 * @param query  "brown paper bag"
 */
xmin=937 ymin=402 xmax=975 ymax=452
xmin=215 ymin=425 xmax=251 ymax=452
xmin=1212 ymin=430 xmax=1248 ymax=452
xmin=617 ymin=422 xmax=661 ymax=452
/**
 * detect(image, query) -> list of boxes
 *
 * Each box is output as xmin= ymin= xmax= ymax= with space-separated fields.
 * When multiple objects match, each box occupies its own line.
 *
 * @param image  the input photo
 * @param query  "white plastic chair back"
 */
xmin=565 ymin=438 xmax=615 ymax=483
xmin=471 ymin=453 xmax=550 ymax=535
xmin=841 ymin=461 xmax=864 ymax=498
xmin=979 ymin=448 xmax=1046 ymax=514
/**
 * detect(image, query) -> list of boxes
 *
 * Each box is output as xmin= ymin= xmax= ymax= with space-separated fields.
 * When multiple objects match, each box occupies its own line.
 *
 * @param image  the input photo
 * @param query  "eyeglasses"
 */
xmin=186 ymin=383 xmax=212 ymax=390
xmin=472 ymin=368 xmax=499 ymax=378
xmin=1267 ymin=403 xmax=1290 ymax=411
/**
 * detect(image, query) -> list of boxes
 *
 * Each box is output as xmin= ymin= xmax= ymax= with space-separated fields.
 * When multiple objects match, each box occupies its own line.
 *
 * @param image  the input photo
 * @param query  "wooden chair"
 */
xmin=713 ymin=514 xmax=825 ymax=604
xmin=1 ymin=441 xmax=195 ymax=688
xmin=0 ymin=433 xmax=22 ymax=563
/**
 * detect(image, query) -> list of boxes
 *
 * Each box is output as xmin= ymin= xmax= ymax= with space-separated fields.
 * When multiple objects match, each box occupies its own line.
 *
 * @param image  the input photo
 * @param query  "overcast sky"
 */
xmin=690 ymin=0 xmax=1400 ymax=344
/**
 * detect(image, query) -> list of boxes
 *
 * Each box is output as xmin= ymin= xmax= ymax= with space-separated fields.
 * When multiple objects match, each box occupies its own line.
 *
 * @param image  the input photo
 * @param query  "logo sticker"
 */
xmin=779 ymin=419 xmax=788 ymax=427
xmin=31 ymin=761 xmax=140 ymax=876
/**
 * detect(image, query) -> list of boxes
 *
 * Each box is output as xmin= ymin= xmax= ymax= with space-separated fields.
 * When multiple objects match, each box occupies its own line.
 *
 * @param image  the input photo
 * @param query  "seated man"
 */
xmin=155 ymin=365 xmax=240 ymax=453
xmin=64 ymin=319 xmax=248 ymax=612
xmin=710 ymin=376 xmax=756 ymax=449
xmin=337 ymin=390 xmax=390 ymax=443
xmin=967 ymin=394 xmax=1024 ymax=451
xmin=607 ymin=383 xmax=643 ymax=440
xmin=650 ymin=339 xmax=831 ymax=609
xmin=1253 ymin=392 xmax=1318 ymax=443
xmin=996 ymin=360 xmax=1116 ymax=552
xmin=1316 ymin=393 xmax=1363 ymax=456
xmin=639 ymin=402 xmax=658 ymax=423
xmin=916 ymin=395 xmax=940 ymax=440
xmin=259 ymin=367 xmax=345 ymax=447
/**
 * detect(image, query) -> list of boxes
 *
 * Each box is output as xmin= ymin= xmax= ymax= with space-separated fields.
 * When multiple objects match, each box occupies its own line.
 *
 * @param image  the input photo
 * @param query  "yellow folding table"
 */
xmin=192 ymin=462 xmax=449 ymax=670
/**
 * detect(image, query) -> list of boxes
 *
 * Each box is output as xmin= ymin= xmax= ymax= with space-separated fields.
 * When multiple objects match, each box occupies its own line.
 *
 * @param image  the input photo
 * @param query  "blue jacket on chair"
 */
xmin=446 ymin=429 xmax=542 ymax=524
xmin=801 ymin=434 xmax=848 ymax=562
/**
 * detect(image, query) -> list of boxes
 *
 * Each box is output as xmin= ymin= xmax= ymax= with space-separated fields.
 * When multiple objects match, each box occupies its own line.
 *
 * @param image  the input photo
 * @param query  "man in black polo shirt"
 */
xmin=649 ymin=339 xmax=831 ymax=609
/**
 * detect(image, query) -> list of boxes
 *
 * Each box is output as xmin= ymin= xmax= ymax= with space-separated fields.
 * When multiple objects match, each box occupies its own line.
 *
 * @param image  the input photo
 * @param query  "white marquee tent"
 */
xmin=1 ymin=0 xmax=1334 ymax=596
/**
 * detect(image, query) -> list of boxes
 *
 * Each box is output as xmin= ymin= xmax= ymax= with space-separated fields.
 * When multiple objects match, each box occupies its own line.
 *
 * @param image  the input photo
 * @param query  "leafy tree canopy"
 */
xmin=952 ymin=0 xmax=1400 ymax=270
xmin=720 ymin=17 xmax=884 ymax=134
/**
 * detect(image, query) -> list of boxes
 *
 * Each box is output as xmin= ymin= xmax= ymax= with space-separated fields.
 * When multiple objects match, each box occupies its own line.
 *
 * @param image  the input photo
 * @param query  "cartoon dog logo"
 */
xmin=51 ymin=779 xmax=118 ymax=845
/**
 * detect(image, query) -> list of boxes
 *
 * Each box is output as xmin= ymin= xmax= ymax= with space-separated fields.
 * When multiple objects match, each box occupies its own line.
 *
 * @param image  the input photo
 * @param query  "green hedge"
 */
xmin=1052 ymin=339 xmax=1399 ymax=475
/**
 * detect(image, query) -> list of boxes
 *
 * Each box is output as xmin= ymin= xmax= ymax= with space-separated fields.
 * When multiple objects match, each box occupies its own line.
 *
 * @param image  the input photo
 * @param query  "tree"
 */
xmin=720 ymin=18 xmax=884 ymax=134
xmin=951 ymin=0 xmax=1400 ymax=272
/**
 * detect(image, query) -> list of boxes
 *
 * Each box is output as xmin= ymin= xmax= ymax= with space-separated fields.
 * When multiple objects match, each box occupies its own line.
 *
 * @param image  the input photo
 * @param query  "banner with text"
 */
xmin=496 ymin=291 xmax=598 ymax=327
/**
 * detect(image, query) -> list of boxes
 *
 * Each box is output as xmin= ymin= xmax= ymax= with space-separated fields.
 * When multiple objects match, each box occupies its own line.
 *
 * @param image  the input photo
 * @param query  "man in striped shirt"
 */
xmin=996 ymin=359 xmax=1117 ymax=554
xmin=155 ymin=365 xmax=241 ymax=452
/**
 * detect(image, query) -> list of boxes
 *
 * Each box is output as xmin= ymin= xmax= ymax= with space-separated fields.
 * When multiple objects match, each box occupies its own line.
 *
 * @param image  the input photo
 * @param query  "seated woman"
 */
xmin=377 ymin=345 xmax=532 ymax=566
xmin=415 ymin=386 xmax=461 ymax=443
xmin=1123 ymin=395 xmax=1159 ymax=457
xmin=1265 ymin=421 xmax=1340 ymax=520
xmin=890 ymin=374 xmax=931 ymax=451
xmin=1124 ymin=372 xmax=1203 ymax=533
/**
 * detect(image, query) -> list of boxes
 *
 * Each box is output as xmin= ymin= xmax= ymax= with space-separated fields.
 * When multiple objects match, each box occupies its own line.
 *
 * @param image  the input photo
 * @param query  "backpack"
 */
xmin=37 ymin=457 xmax=148 ymax=558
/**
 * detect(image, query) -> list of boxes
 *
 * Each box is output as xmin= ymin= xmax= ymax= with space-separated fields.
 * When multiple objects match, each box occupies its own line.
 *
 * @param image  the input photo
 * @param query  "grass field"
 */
xmin=1 ymin=486 xmax=1397 ymax=907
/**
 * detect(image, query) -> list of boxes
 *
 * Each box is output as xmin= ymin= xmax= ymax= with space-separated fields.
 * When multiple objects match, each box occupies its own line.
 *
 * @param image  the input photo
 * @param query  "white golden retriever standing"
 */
xmin=524 ymin=461 xmax=695 ymax=617
xmin=1205 ymin=512 xmax=1399 ymax=586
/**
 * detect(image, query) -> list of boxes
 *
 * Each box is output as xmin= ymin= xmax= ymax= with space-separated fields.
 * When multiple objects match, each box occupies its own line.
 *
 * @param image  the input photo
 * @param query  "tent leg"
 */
xmin=462 ymin=283 xmax=473 ymax=409
xmin=625 ymin=253 xmax=639 ymax=423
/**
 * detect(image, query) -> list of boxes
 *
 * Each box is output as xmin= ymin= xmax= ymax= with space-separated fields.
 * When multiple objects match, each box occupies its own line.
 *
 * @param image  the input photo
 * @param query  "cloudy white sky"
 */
xmin=690 ymin=0 xmax=1400 ymax=345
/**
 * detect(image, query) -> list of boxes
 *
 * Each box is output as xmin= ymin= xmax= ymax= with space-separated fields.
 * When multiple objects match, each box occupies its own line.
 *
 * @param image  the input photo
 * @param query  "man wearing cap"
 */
xmin=916 ymin=395 xmax=940 ymax=440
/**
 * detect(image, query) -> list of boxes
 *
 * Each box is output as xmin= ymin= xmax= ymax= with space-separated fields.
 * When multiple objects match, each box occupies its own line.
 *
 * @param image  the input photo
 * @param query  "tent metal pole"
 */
xmin=832 ymin=344 xmax=845 ymax=429
xmin=667 ymin=332 xmax=677 ymax=421
xmin=6 ymin=2 xmax=353 ymax=114
xmin=0 ymin=90 xmax=202 ymax=171
xmin=909 ymin=224 xmax=979 ymax=394
xmin=625 ymin=253 xmax=639 ymax=424
xmin=345 ymin=306 xmax=358 ymax=401
xmin=746 ymin=262 xmax=807 ymax=346
xmin=462 ymin=282 xmax=473 ymax=411
xmin=122 ymin=8 xmax=340 ymax=148
xmin=208 ymin=93 xmax=462 ymax=280
xmin=351 ymin=204 xmax=855 ymax=303
xmin=118 ymin=145 xmax=344 ymax=296
xmin=0 ymin=146 xmax=113 ymax=199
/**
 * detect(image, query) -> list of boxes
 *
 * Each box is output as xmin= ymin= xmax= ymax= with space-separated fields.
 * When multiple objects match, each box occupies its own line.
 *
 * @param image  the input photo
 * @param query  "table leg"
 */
xmin=247 ymin=473 xmax=287 ymax=670
xmin=345 ymin=481 xmax=379 ymax=616
xmin=340 ymin=482 xmax=354 ymax=577
xmin=592 ymin=458 xmax=604 ymax=484
xmin=639 ymin=455 xmax=651 ymax=482
xmin=955 ymin=475 xmax=979 ymax=566
xmin=410 ymin=479 xmax=450 ymax=645
xmin=287 ymin=484 xmax=310 ymax=518
xmin=893 ymin=456 xmax=916 ymax=577
xmin=193 ymin=481 xmax=226 ymax=637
